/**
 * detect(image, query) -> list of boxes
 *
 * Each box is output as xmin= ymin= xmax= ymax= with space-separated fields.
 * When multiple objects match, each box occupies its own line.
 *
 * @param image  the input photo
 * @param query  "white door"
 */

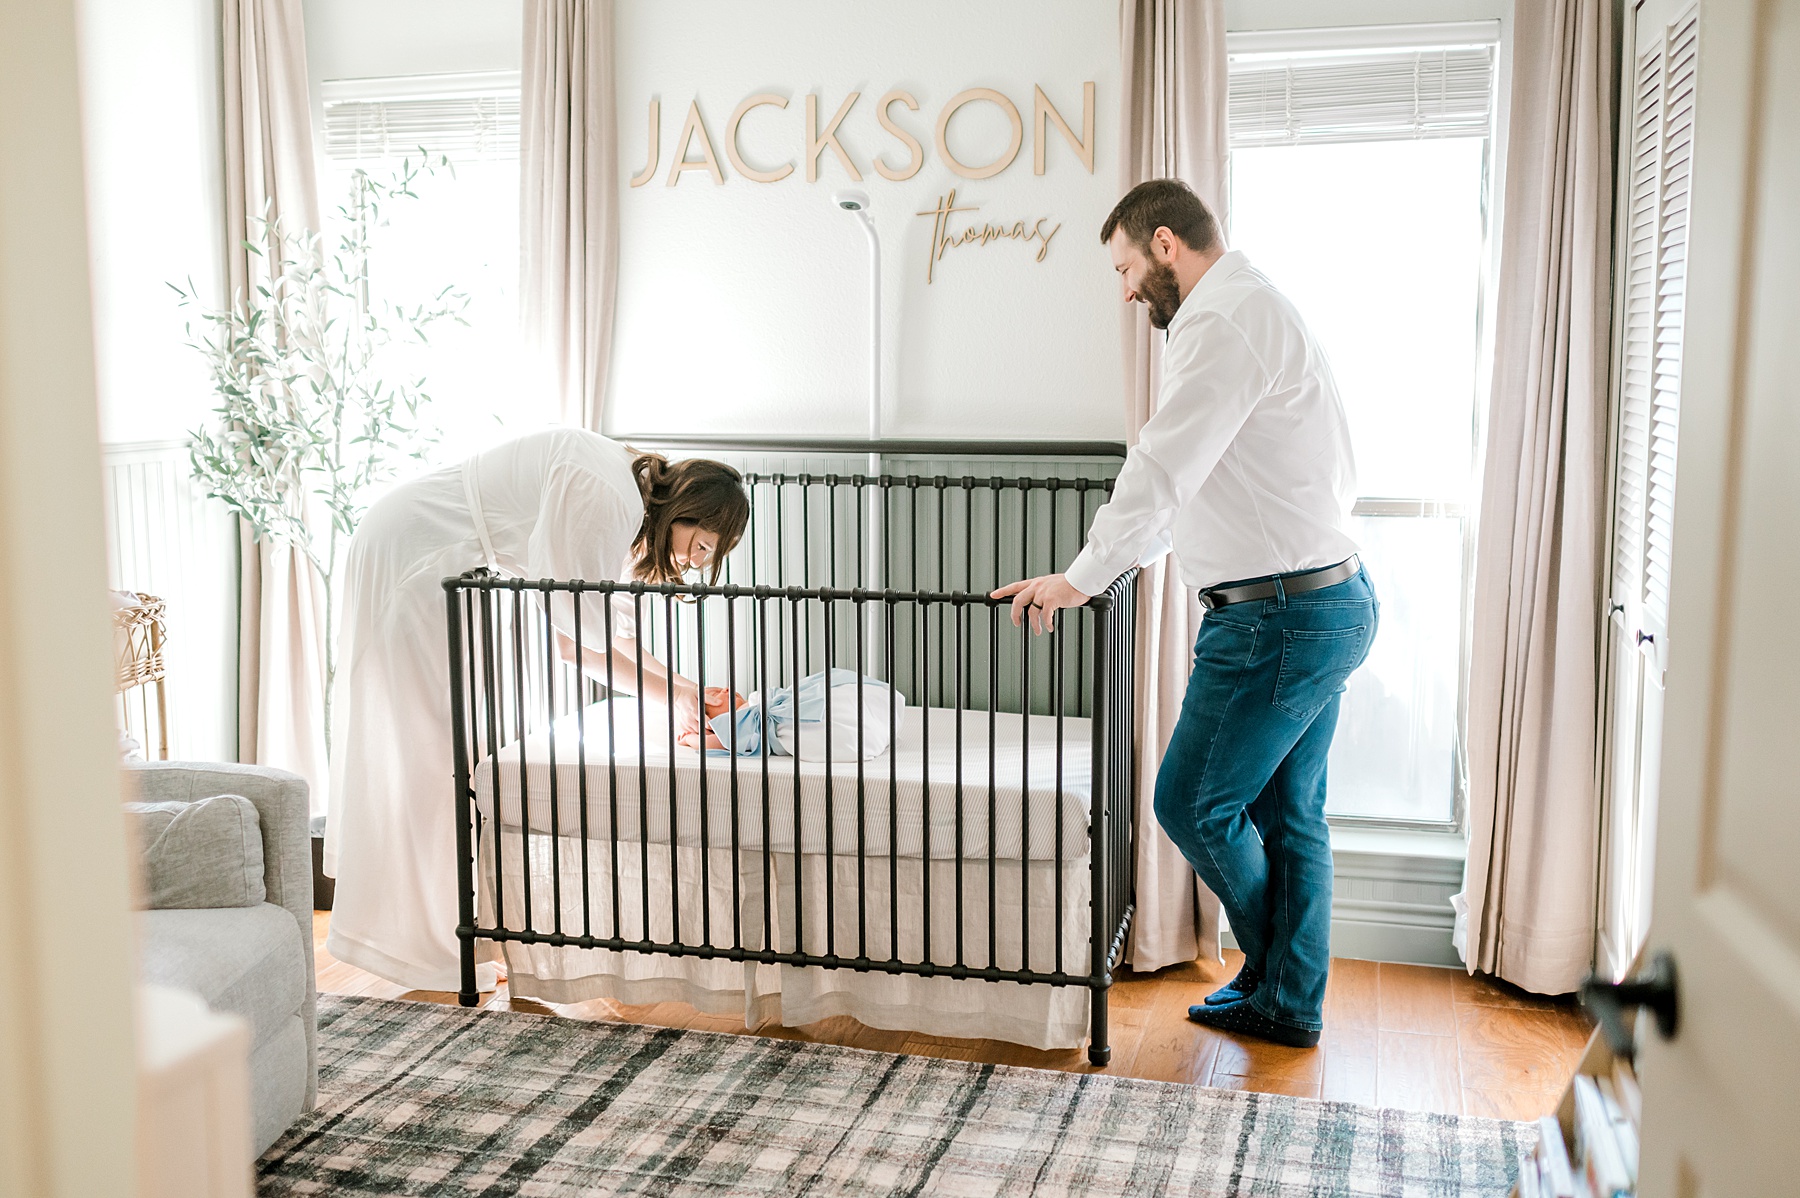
xmin=1634 ymin=0 xmax=1800 ymax=1190
xmin=1597 ymin=0 xmax=1697 ymax=982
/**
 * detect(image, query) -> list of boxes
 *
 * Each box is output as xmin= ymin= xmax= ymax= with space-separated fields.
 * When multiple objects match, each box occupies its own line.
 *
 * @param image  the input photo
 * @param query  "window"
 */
xmin=1227 ymin=24 xmax=1501 ymax=825
xmin=319 ymin=71 xmax=540 ymax=467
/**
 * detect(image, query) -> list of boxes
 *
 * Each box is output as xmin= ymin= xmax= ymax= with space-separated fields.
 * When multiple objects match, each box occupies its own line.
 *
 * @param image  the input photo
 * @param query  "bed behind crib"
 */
xmin=443 ymin=440 xmax=1138 ymax=1064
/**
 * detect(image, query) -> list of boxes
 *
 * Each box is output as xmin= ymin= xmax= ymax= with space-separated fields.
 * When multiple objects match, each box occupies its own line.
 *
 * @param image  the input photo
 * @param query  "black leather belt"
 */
xmin=1199 ymin=555 xmax=1360 ymax=610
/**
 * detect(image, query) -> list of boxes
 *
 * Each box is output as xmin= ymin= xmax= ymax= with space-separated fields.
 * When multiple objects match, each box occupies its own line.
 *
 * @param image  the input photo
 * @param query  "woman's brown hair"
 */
xmin=628 ymin=452 xmax=750 ymax=585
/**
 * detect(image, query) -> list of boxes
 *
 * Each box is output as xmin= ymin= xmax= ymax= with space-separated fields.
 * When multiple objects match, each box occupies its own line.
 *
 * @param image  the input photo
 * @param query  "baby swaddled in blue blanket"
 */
xmin=693 ymin=668 xmax=903 ymax=761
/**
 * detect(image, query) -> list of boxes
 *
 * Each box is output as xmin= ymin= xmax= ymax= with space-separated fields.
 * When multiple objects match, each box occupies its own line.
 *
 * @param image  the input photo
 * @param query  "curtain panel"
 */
xmin=520 ymin=0 xmax=620 ymax=431
xmin=224 ymin=0 xmax=331 ymax=815
xmin=1117 ymin=0 xmax=1230 ymax=972
xmin=1459 ymin=0 xmax=1617 ymax=994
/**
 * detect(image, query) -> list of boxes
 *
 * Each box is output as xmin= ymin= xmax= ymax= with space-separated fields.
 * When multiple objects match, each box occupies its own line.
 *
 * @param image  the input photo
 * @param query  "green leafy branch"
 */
xmin=179 ymin=152 xmax=468 ymax=756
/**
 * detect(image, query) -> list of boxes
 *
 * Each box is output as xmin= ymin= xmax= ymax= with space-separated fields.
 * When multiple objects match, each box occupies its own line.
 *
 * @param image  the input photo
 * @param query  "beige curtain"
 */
xmin=1460 ymin=0 xmax=1616 ymax=995
xmin=224 ymin=0 xmax=331 ymax=815
xmin=520 ymin=0 xmax=619 ymax=431
xmin=1117 ymin=0 xmax=1229 ymax=972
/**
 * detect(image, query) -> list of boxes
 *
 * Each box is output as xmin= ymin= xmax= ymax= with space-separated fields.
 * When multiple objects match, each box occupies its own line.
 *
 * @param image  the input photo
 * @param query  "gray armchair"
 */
xmin=127 ymin=762 xmax=317 ymax=1156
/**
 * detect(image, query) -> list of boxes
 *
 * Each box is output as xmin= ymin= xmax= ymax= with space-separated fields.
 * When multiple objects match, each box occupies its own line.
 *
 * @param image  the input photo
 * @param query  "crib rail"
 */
xmin=444 ymin=470 xmax=1137 ymax=1066
xmin=688 ymin=471 xmax=1116 ymax=717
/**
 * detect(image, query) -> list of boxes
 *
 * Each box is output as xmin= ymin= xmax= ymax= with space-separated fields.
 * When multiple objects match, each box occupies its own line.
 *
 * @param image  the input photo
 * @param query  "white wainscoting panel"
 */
xmin=103 ymin=440 xmax=238 ymax=760
xmin=1219 ymin=841 xmax=1465 ymax=968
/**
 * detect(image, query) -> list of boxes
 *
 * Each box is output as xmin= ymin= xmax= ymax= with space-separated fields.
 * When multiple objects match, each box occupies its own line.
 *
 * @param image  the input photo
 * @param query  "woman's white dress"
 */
xmin=324 ymin=429 xmax=1089 ymax=1048
xmin=324 ymin=428 xmax=643 ymax=991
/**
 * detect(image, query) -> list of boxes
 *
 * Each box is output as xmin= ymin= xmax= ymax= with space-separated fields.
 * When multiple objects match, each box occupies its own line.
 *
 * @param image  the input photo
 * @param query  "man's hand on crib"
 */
xmin=993 ymin=573 xmax=1091 ymax=635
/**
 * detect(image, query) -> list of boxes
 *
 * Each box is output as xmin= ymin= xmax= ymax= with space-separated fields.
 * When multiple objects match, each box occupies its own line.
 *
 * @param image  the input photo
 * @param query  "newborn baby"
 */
xmin=677 ymin=687 xmax=745 ymax=751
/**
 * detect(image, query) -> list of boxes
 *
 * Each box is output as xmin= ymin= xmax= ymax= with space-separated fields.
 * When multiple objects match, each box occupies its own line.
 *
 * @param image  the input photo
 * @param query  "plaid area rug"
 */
xmin=259 ymin=994 xmax=1527 ymax=1197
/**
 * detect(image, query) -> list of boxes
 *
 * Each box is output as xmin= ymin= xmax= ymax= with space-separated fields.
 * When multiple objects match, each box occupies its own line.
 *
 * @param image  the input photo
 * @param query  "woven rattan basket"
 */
xmin=112 ymin=591 xmax=168 ymax=759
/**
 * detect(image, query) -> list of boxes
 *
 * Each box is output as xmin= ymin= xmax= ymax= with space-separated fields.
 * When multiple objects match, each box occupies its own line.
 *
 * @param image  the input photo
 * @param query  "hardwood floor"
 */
xmin=313 ymin=912 xmax=1591 ymax=1120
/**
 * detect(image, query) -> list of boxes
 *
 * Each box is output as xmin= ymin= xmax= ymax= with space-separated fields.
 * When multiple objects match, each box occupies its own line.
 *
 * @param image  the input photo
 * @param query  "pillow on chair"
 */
xmin=125 ymin=795 xmax=266 ymax=909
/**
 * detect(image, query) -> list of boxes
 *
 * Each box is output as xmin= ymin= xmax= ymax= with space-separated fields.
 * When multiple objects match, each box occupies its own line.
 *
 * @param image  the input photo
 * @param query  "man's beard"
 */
xmin=1140 ymin=257 xmax=1182 ymax=329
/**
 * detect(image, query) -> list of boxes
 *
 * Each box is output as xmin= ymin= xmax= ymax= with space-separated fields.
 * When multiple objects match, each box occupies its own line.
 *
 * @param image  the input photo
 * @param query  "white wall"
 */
xmin=1226 ymin=0 xmax=1512 ymax=27
xmin=304 ymin=0 xmax=522 ymax=83
xmin=608 ymin=0 xmax=1124 ymax=441
xmin=79 ymin=0 xmax=239 ymax=761
xmin=79 ymin=0 xmax=226 ymax=445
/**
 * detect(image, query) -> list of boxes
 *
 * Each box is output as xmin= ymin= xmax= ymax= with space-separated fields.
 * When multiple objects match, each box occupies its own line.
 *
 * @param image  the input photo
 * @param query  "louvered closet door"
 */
xmin=1597 ymin=0 xmax=1698 ymax=980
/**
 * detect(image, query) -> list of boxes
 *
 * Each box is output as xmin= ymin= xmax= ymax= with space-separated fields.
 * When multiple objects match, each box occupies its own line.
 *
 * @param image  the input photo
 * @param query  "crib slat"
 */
xmin=696 ymin=591 xmax=711 ymax=948
xmin=886 ymin=597 xmax=899 ymax=965
xmin=664 ymin=591 xmax=680 ymax=948
xmin=791 ymin=595 xmax=805 ymax=960
xmin=542 ymin=587 xmax=562 ymax=939
xmin=855 ymin=595 xmax=867 ymax=963
xmin=987 ymin=601 xmax=999 ymax=972
xmin=605 ymin=593 xmax=621 ymax=942
xmin=635 ymin=592 xmax=650 ymax=945
xmin=726 ymin=588 xmax=742 ymax=953
xmin=954 ymin=599 xmax=966 ymax=971
xmin=822 ymin=594 xmax=835 ymax=959
xmin=512 ymin=587 xmax=532 ymax=936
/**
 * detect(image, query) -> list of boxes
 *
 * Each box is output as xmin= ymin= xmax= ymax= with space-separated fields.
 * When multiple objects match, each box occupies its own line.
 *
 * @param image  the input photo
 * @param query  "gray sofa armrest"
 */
xmin=125 ymin=761 xmax=317 ymax=1108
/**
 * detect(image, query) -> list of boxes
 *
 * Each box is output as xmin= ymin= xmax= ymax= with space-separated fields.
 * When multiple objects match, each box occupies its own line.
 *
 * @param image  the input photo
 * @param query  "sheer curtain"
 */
xmin=1117 ymin=0 xmax=1229 ymax=973
xmin=1458 ymin=0 xmax=1616 ymax=994
xmin=520 ymin=0 xmax=619 ymax=431
xmin=224 ymin=0 xmax=331 ymax=814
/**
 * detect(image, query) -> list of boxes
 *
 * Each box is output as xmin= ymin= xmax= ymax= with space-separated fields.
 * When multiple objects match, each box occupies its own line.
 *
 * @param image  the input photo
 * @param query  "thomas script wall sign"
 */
xmin=915 ymin=190 xmax=1061 ymax=283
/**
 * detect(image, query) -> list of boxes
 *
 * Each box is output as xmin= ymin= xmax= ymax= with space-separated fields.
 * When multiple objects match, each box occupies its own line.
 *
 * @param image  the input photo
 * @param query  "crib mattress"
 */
xmin=471 ymin=699 xmax=1094 ymax=862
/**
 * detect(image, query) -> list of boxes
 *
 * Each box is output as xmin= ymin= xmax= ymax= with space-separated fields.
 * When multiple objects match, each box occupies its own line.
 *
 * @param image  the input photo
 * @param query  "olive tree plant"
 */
xmin=179 ymin=153 xmax=466 ymax=754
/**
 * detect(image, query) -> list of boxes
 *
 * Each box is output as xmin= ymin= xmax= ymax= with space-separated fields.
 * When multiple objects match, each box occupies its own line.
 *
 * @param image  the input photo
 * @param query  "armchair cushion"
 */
xmin=126 ymin=795 xmax=266 ymax=909
xmin=124 ymin=761 xmax=317 ymax=1112
xmin=139 ymin=905 xmax=303 ymax=1049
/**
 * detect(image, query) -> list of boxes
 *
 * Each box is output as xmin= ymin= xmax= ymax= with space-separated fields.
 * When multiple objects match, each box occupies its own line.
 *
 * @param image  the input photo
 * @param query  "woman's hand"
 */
xmin=672 ymin=680 xmax=705 ymax=738
xmin=702 ymin=686 xmax=745 ymax=718
xmin=677 ymin=727 xmax=728 ymax=752
xmin=676 ymin=683 xmax=741 ymax=729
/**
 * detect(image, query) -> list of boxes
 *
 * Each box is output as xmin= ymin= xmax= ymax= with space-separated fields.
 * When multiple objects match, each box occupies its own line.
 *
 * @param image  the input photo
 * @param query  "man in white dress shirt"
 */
xmin=995 ymin=179 xmax=1377 ymax=1047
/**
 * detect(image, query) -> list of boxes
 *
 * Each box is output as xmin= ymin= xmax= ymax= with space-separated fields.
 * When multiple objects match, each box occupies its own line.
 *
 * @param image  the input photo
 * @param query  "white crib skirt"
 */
xmin=482 ymin=829 xmax=1093 ymax=1050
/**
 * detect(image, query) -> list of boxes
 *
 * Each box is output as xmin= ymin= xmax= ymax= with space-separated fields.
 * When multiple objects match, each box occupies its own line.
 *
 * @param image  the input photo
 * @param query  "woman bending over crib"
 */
xmin=324 ymin=428 xmax=749 ymax=992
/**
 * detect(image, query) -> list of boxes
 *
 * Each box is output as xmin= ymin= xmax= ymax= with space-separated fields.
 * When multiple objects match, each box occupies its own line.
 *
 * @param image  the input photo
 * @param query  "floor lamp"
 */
xmin=835 ymin=191 xmax=884 ymax=641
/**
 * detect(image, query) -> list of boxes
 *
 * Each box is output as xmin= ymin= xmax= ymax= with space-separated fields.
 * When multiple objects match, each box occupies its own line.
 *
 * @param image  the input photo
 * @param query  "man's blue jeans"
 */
xmin=1153 ymin=564 xmax=1378 ymax=1031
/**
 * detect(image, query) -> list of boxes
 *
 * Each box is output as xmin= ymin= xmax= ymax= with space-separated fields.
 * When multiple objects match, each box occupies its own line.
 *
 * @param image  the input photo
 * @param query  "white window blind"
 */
xmin=1610 ymin=10 xmax=1696 ymax=649
xmin=1228 ymin=46 xmax=1496 ymax=147
xmin=323 ymin=77 xmax=520 ymax=163
xmin=1643 ymin=14 xmax=1696 ymax=637
xmin=1611 ymin=42 xmax=1661 ymax=618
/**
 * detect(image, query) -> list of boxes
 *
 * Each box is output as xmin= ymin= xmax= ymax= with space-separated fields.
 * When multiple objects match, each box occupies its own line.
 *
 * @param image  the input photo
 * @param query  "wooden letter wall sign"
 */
xmin=914 ymin=189 xmax=1062 ymax=283
xmin=630 ymin=82 xmax=1095 ymax=187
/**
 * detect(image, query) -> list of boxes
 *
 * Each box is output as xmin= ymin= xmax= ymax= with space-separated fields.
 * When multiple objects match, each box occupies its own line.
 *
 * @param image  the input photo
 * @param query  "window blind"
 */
xmin=1610 ymin=10 xmax=1697 ymax=648
xmin=1611 ymin=41 xmax=1661 ymax=618
xmin=324 ymin=92 xmax=520 ymax=163
xmin=1642 ymin=14 xmax=1696 ymax=637
xmin=1228 ymin=46 xmax=1496 ymax=147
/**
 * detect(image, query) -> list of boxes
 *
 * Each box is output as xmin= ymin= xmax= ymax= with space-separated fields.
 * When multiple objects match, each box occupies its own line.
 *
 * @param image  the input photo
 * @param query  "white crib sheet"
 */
xmin=471 ymin=699 xmax=1095 ymax=863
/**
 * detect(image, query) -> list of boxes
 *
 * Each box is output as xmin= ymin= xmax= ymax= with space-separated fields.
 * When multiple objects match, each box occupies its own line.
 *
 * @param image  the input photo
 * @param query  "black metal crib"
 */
xmin=443 ymin=442 xmax=1138 ymax=1065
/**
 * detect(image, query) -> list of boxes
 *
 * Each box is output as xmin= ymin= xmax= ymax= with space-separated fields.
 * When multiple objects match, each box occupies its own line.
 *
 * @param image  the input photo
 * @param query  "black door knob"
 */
xmin=1580 ymin=951 xmax=1679 ymax=1060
